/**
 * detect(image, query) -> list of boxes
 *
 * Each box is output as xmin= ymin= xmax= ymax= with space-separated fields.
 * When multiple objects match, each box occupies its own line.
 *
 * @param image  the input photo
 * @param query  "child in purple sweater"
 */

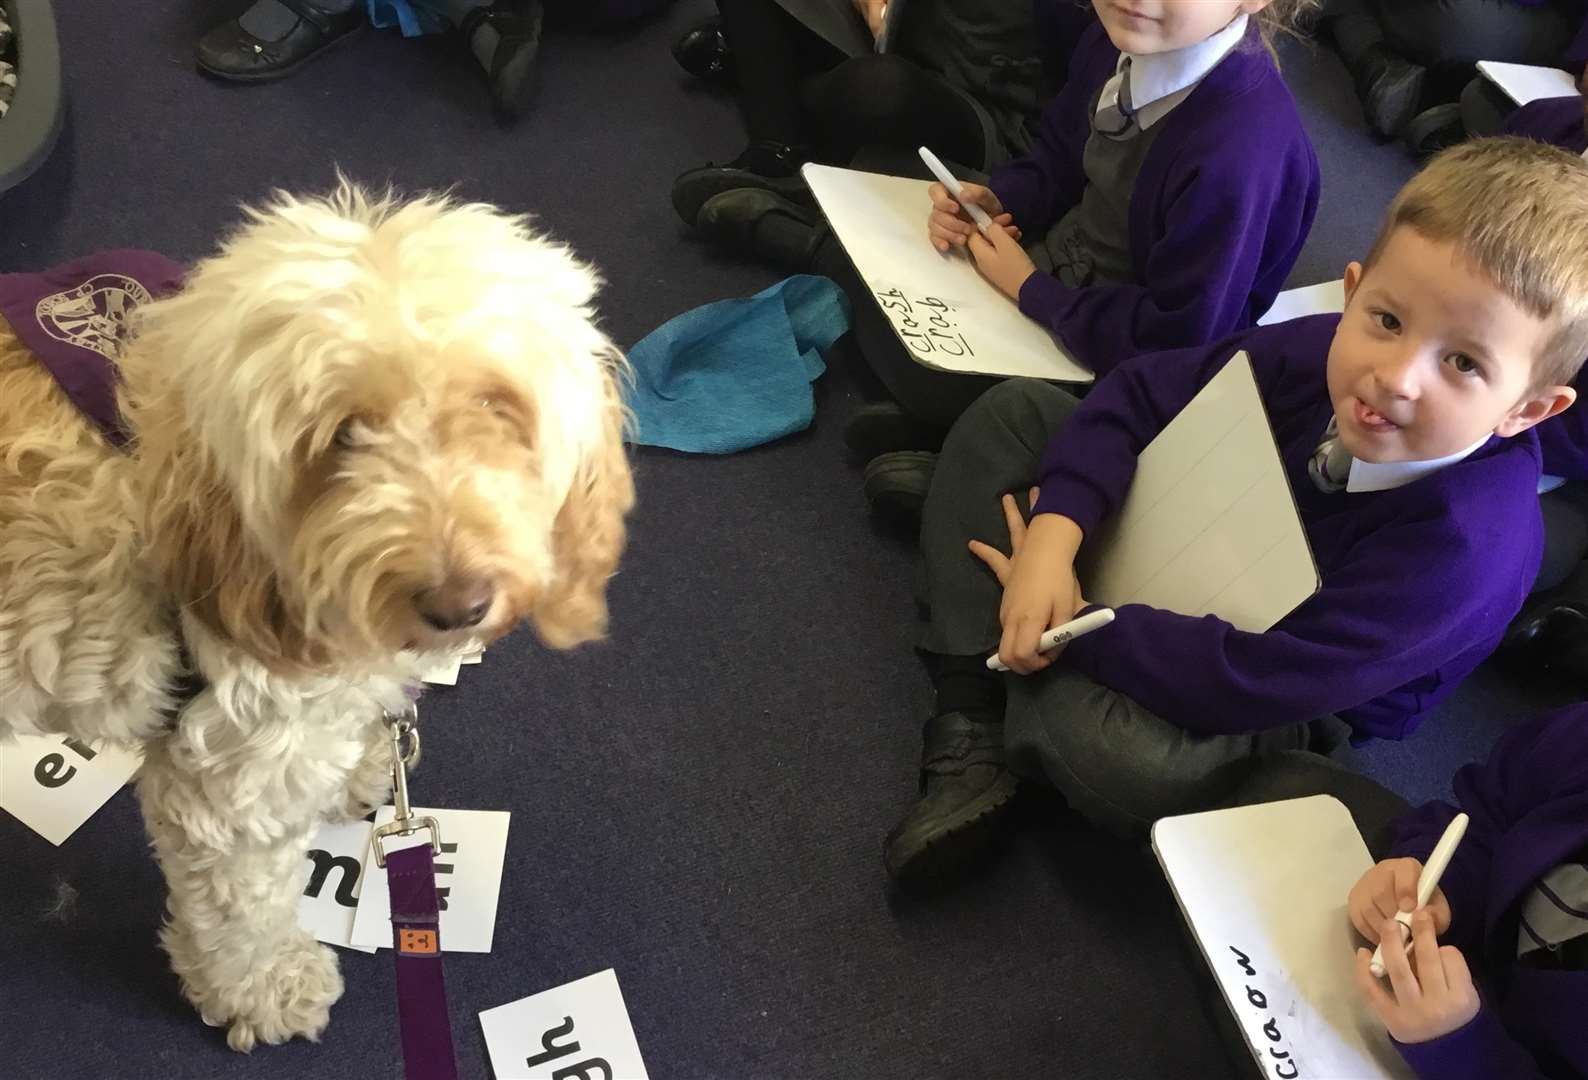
xmin=881 ymin=138 xmax=1588 ymax=890
xmin=694 ymin=1 xmax=1320 ymax=451
xmin=1350 ymin=705 xmax=1588 ymax=1079
xmin=1223 ymin=705 xmax=1588 ymax=1078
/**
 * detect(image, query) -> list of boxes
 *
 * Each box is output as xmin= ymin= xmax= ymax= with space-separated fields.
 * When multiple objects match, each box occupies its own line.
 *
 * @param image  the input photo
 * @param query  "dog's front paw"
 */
xmin=329 ymin=737 xmax=396 ymax=823
xmin=202 ymin=933 xmax=345 ymax=1052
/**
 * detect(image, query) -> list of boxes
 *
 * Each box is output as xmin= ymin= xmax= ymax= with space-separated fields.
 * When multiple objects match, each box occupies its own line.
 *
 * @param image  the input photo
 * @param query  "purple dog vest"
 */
xmin=0 ymin=250 xmax=185 ymax=447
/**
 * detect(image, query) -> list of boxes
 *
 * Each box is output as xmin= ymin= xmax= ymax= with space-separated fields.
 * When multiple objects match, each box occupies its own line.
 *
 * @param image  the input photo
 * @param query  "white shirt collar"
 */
xmin=1100 ymin=12 xmax=1249 ymax=131
xmin=1345 ymin=433 xmax=1492 ymax=493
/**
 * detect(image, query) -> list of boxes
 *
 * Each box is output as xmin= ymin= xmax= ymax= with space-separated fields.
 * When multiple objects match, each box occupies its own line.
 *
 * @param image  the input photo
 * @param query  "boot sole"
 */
xmin=884 ymin=771 xmax=1020 ymax=890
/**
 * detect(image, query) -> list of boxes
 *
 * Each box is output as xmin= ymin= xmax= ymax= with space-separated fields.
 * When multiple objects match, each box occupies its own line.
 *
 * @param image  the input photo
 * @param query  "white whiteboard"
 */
xmin=802 ymin=163 xmax=1094 ymax=384
xmin=1477 ymin=61 xmax=1577 ymax=106
xmin=1081 ymin=352 xmax=1319 ymax=629
xmin=1259 ymin=280 xmax=1344 ymax=326
xmin=1154 ymin=796 xmax=1416 ymax=1080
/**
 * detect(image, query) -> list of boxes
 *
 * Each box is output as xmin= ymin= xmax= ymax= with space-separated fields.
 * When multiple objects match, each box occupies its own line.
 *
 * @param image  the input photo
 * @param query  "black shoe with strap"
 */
xmin=884 ymin=710 xmax=1019 ymax=891
xmin=196 ymin=0 xmax=365 ymax=83
xmin=459 ymin=0 xmax=545 ymax=119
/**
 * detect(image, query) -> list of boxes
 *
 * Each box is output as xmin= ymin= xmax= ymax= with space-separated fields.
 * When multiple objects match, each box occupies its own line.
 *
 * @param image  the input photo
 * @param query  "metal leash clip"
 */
xmin=371 ymin=704 xmax=443 ymax=868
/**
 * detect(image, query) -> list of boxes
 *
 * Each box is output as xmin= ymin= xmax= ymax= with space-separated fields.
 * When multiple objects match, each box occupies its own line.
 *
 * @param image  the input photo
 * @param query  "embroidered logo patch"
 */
xmin=34 ymin=274 xmax=153 ymax=360
xmin=399 ymin=928 xmax=439 ymax=955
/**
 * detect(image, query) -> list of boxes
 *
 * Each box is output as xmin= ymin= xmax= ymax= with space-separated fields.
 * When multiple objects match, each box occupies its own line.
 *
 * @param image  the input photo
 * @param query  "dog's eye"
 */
xmin=333 ymin=418 xmax=359 ymax=449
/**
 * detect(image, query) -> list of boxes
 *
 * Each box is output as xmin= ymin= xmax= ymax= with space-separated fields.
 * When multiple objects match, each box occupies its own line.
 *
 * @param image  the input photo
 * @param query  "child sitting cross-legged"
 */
xmin=882 ymin=137 xmax=1588 ymax=889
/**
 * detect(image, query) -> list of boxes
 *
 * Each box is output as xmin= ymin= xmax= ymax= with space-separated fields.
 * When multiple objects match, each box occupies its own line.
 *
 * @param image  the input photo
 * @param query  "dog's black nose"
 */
xmin=415 ymin=577 xmax=495 ymax=632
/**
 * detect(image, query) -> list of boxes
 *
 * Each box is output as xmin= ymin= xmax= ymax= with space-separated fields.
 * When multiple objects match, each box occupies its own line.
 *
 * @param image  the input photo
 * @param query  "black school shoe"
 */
xmin=884 ymin=710 xmax=1020 ymax=891
xmin=672 ymin=141 xmax=814 ymax=226
xmin=863 ymin=450 xmax=937 ymax=525
xmin=196 ymin=0 xmax=365 ymax=82
xmin=1404 ymin=103 xmax=1465 ymax=160
xmin=673 ymin=16 xmax=734 ymax=88
xmin=1497 ymin=599 xmax=1588 ymax=680
xmin=694 ymin=187 xmax=826 ymax=268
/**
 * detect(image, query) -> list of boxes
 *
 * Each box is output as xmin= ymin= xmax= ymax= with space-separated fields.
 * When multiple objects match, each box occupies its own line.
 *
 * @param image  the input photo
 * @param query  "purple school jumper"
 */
xmin=1503 ymin=97 xmax=1588 ymax=480
xmin=1031 ymin=316 xmax=1542 ymax=742
xmin=0 ymin=250 xmax=185 ymax=445
xmin=1389 ymin=705 xmax=1588 ymax=1079
xmin=987 ymin=20 xmax=1320 ymax=376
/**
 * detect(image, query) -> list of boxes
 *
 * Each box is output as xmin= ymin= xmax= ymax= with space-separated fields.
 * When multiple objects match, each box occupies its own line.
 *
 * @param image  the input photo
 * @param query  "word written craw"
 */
xmin=1228 ymin=945 xmax=1300 ymax=1079
xmin=873 ymin=288 xmax=976 ymax=361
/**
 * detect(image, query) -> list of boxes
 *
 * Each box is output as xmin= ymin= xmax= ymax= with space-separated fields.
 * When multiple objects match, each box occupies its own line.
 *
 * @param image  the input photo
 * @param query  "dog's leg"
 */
xmin=332 ymin=714 xmax=396 ymax=823
xmin=136 ymin=725 xmax=350 ymax=1051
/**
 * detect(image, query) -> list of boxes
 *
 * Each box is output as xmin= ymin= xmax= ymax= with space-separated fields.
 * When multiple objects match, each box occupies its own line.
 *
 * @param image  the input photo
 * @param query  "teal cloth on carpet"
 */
xmin=626 ymin=275 xmax=850 ymax=454
xmin=366 ymin=0 xmax=447 ymax=36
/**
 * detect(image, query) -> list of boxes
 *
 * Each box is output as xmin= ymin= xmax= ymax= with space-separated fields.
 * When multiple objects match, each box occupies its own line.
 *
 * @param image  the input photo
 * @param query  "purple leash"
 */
xmin=373 ymin=707 xmax=459 ymax=1080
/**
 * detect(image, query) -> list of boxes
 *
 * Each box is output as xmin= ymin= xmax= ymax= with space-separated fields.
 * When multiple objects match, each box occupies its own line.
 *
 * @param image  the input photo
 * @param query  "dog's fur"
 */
xmin=0 ymin=185 xmax=633 ymax=1050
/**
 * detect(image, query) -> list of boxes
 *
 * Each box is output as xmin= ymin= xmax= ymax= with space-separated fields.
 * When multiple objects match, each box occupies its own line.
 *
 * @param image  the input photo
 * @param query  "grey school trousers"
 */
xmin=918 ymin=379 xmax=1339 ymax=836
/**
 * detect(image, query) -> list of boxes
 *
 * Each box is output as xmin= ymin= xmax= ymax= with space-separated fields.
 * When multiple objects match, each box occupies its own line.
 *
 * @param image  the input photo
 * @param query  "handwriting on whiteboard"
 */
xmin=872 ymin=288 xmax=977 ymax=361
xmin=1228 ymin=945 xmax=1302 ymax=1078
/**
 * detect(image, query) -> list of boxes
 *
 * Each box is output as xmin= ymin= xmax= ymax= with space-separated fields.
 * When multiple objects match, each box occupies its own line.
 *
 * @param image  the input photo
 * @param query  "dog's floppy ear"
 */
xmin=129 ymin=376 xmax=324 ymax=675
xmin=530 ymin=363 xmax=634 ymax=650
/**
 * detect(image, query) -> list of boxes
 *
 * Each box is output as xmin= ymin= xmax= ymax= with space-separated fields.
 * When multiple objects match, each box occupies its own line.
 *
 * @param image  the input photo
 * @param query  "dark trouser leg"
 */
xmin=812 ymin=233 xmax=1002 ymax=430
xmin=1323 ymin=0 xmax=1429 ymax=136
xmin=1536 ymin=486 xmax=1588 ymax=594
xmin=918 ymin=379 xmax=1078 ymax=653
xmin=1379 ymin=0 xmax=1576 ymax=69
xmin=1221 ymin=750 xmax=1411 ymax=858
xmin=1324 ymin=0 xmax=1388 ymax=67
xmin=918 ymin=382 xmax=1321 ymax=838
xmin=1002 ymin=669 xmax=1321 ymax=837
xmin=802 ymin=53 xmax=993 ymax=169
xmin=882 ymin=381 xmax=1079 ymax=886
xmin=717 ymin=0 xmax=838 ymax=147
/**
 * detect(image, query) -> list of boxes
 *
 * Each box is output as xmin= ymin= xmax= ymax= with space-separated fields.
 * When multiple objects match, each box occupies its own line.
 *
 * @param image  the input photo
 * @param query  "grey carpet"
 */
xmin=0 ymin=4 xmax=1576 ymax=1078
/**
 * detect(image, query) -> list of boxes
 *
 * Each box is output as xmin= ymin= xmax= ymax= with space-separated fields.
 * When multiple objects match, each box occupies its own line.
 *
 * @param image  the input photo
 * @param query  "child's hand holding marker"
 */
xmin=1354 ymin=910 xmax=1481 ymax=1045
xmin=919 ymin=145 xmax=1020 ymax=253
xmin=1348 ymin=814 xmax=1476 ymax=1044
xmin=1347 ymin=857 xmax=1452 ymax=946
xmin=926 ymin=182 xmax=1017 ymax=251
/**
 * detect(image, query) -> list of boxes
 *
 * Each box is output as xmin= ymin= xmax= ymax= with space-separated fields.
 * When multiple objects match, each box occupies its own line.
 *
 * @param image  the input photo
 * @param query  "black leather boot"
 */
xmin=884 ymin=711 xmax=1019 ymax=890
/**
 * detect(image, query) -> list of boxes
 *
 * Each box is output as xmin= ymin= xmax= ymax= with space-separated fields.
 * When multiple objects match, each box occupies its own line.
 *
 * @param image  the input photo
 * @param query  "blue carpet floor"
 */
xmin=0 ymin=4 xmax=1579 ymax=1078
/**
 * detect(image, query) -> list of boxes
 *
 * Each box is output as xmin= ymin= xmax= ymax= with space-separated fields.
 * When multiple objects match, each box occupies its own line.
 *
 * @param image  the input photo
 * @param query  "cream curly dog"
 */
xmin=0 ymin=186 xmax=633 ymax=1050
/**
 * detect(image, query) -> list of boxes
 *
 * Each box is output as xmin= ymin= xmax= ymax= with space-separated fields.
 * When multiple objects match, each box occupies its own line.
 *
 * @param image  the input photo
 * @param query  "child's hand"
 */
xmin=1348 ymin=858 xmax=1452 ymax=944
xmin=1355 ymin=911 xmax=1480 ymax=1044
xmin=852 ymin=0 xmax=887 ymax=38
xmin=927 ymin=182 xmax=1017 ymax=252
xmin=967 ymin=223 xmax=1038 ymax=301
xmin=968 ymin=489 xmax=1086 ymax=675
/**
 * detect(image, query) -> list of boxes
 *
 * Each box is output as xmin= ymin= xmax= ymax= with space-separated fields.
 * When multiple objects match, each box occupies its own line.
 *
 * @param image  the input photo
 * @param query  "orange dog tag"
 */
xmin=399 ymin=928 xmax=439 ymax=955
